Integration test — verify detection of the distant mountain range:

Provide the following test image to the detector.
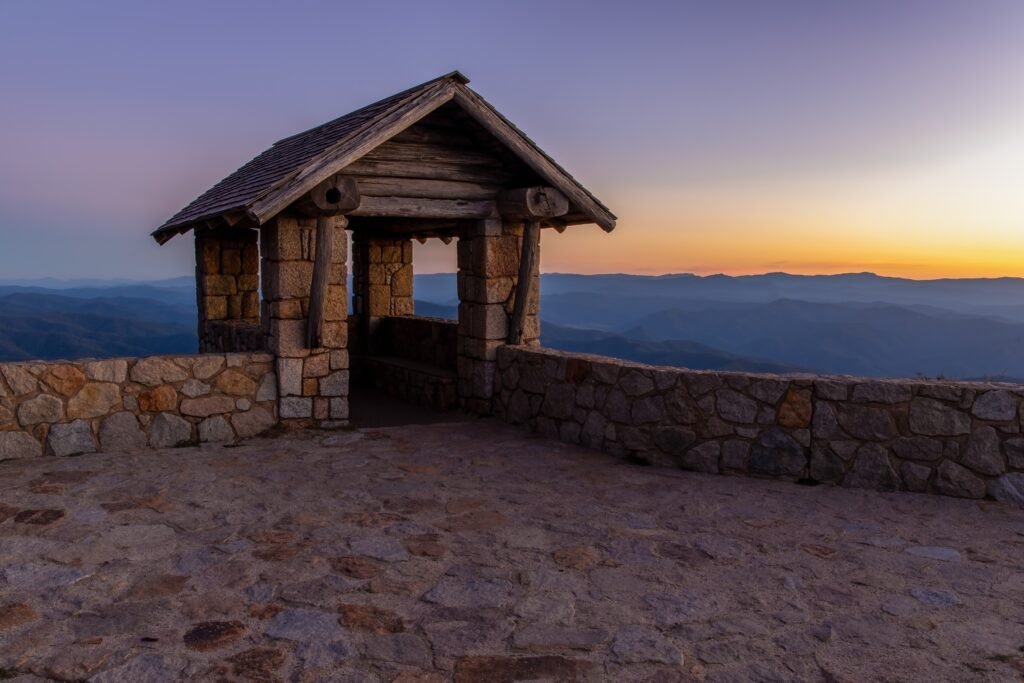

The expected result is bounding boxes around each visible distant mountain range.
[4,272,1024,381]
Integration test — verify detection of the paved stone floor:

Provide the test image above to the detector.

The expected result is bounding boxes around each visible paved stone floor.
[1,418,1023,682]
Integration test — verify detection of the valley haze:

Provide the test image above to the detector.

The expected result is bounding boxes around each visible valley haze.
[3,271,1023,382]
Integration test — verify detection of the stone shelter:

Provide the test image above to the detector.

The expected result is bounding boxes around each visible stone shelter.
[153,71,616,426]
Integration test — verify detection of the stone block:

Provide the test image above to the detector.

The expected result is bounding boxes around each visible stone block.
[232,407,276,438]
[2,365,38,394]
[149,413,193,448]
[203,296,228,320]
[256,374,277,402]
[961,426,1004,476]
[850,382,912,404]
[715,389,757,423]
[181,379,210,398]
[0,431,42,461]
[99,412,147,451]
[391,264,413,297]
[192,355,225,380]
[330,398,348,420]
[42,365,86,397]
[841,444,900,491]
[215,370,257,396]
[180,396,236,418]
[17,394,64,425]
[836,404,898,441]
[750,429,806,477]
[269,319,309,357]
[280,397,312,419]
[989,473,1024,507]
[138,385,177,413]
[934,460,985,498]
[901,461,932,492]
[83,359,128,383]
[221,248,242,275]
[909,398,971,436]
[241,291,260,319]
[131,357,189,386]
[682,442,720,473]
[972,390,1016,421]
[322,321,348,349]
[199,416,235,442]
[203,275,236,296]
[320,371,349,397]
[68,383,122,419]
[46,420,97,457]
[277,358,303,397]
[777,387,812,428]
[268,261,314,300]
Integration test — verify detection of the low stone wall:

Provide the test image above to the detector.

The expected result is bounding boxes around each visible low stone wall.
[0,353,277,461]
[352,356,458,411]
[494,346,1024,505]
[369,316,458,370]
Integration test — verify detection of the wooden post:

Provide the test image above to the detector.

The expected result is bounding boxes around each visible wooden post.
[508,220,540,345]
[296,175,360,349]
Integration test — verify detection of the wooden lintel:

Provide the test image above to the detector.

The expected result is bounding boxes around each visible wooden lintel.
[348,196,497,220]
[497,187,570,221]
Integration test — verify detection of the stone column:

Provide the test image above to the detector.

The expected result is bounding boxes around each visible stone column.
[456,219,540,414]
[195,227,261,352]
[260,212,349,428]
[351,234,414,353]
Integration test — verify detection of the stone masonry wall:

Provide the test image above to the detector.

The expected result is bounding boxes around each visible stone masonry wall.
[195,227,261,352]
[494,346,1024,506]
[0,353,276,462]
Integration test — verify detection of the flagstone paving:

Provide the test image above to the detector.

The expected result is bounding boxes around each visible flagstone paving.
[1,419,1023,682]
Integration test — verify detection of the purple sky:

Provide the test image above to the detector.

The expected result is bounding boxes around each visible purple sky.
[1,1,1021,279]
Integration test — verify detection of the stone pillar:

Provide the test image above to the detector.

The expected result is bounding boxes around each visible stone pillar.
[351,234,414,353]
[456,219,540,414]
[260,212,349,428]
[195,227,261,352]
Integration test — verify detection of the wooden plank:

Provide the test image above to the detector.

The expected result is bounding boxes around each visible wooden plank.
[306,215,336,348]
[364,140,502,166]
[451,85,617,232]
[390,126,475,147]
[350,176,501,200]
[341,158,514,184]
[508,220,540,344]
[248,81,457,225]
[349,196,497,219]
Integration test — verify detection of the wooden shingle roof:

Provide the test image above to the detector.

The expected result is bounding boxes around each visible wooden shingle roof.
[153,71,615,243]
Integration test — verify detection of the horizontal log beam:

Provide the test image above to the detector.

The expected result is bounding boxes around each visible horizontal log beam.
[341,158,514,185]
[348,176,501,200]
[348,196,498,220]
[293,174,360,217]
[497,187,570,221]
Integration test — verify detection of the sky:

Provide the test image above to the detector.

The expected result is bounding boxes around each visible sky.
[0,0,1022,280]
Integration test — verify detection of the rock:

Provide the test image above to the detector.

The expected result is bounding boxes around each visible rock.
[961,426,1004,476]
[906,546,961,562]
[716,389,758,423]
[619,369,655,396]
[199,416,235,442]
[264,608,340,641]
[989,473,1024,507]
[811,402,843,438]
[934,460,985,499]
[363,633,431,667]
[99,412,146,451]
[215,369,257,396]
[90,653,180,682]
[972,390,1016,421]
[610,624,682,665]
[183,620,246,651]
[681,442,719,473]
[750,429,806,477]
[453,656,598,683]
[512,624,608,651]
[83,359,128,383]
[130,357,189,386]
[720,439,750,472]
[891,437,943,462]
[68,383,121,419]
[17,394,64,425]
[2,365,37,394]
[42,365,86,397]
[181,379,210,398]
[0,602,37,630]
[350,536,408,562]
[224,648,287,680]
[1005,438,1024,469]
[280,397,312,419]
[748,379,788,404]
[320,371,349,397]
[909,399,971,436]
[256,374,277,402]
[777,387,812,428]
[809,444,847,483]
[149,413,193,448]
[631,395,665,424]
[338,604,403,634]
[841,444,900,491]
[422,578,514,609]
[138,385,177,412]
[836,405,897,441]
[192,355,225,380]
[180,396,235,418]
[900,462,932,492]
[46,420,97,457]
[910,588,960,608]
[232,407,276,438]
[850,382,912,404]
[541,384,576,420]
[0,431,42,461]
